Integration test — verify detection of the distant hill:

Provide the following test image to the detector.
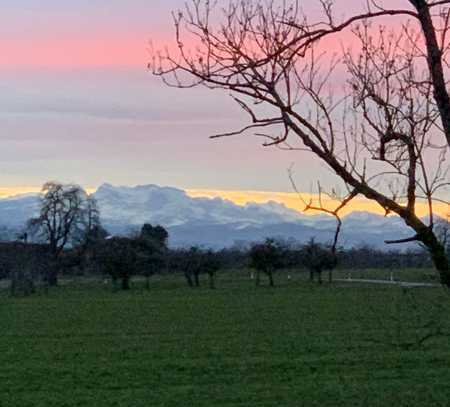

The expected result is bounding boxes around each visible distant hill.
[0,183,415,249]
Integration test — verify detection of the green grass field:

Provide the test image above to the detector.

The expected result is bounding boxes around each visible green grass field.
[1,272,450,407]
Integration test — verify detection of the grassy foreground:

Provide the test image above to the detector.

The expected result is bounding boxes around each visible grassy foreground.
[1,273,450,407]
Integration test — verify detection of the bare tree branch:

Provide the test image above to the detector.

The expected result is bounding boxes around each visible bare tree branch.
[151,0,450,285]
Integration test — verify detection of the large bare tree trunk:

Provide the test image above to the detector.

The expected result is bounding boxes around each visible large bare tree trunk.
[422,230,450,286]
[410,0,450,147]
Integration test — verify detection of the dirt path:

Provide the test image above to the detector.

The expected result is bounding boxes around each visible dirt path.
[335,278,440,288]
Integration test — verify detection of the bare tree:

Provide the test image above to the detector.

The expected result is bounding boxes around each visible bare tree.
[249,238,285,287]
[27,182,89,286]
[171,246,222,288]
[137,224,169,289]
[302,237,337,284]
[95,236,138,291]
[85,196,101,235]
[151,0,450,285]
[75,194,105,248]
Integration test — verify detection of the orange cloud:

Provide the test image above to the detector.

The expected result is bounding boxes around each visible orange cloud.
[0,187,41,198]
[1,186,446,219]
[187,189,449,219]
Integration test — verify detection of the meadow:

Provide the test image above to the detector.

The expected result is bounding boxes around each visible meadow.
[1,271,450,407]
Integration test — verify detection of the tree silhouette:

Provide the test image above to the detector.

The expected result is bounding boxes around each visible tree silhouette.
[174,247,221,288]
[96,237,137,291]
[137,224,169,289]
[27,182,90,286]
[249,238,285,287]
[302,238,337,284]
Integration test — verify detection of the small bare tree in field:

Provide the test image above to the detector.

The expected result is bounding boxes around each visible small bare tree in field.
[175,247,221,289]
[249,238,285,287]
[151,0,450,285]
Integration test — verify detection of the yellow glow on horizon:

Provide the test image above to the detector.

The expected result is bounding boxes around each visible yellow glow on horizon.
[186,189,449,218]
[0,186,447,219]
[0,186,96,198]
[0,187,41,198]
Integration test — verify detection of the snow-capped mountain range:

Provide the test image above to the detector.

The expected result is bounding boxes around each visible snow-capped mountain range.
[0,183,414,249]
[95,183,309,228]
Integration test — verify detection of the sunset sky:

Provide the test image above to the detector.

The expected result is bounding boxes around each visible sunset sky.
[0,0,446,216]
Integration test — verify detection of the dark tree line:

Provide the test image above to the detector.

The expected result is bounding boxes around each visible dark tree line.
[0,231,439,295]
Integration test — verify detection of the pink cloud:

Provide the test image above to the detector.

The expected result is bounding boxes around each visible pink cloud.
[0,36,147,68]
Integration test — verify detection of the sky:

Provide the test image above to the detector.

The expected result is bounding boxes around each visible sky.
[0,0,446,216]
